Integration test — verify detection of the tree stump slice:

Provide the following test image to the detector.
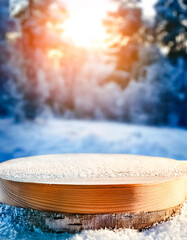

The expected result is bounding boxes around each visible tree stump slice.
[0,154,186,232]
[43,203,185,233]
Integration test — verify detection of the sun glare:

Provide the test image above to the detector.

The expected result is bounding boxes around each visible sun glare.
[47,49,64,68]
[63,0,113,48]
[63,15,105,48]
[48,49,64,59]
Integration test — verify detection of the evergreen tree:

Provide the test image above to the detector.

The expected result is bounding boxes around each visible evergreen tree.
[0,0,23,118]
[104,0,142,71]
[154,0,187,126]
[103,0,145,88]
[15,0,69,118]
[154,0,187,60]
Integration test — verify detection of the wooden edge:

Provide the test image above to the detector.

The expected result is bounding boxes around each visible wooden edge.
[177,161,187,199]
[0,175,186,214]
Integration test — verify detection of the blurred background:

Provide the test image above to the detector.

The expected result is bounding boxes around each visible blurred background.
[0,1,187,239]
[0,0,187,162]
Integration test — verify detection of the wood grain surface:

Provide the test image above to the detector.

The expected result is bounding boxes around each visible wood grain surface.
[0,156,186,215]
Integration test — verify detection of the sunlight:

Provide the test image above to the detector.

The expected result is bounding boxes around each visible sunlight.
[63,13,106,48]
[47,48,64,68]
[47,49,64,59]
[62,0,113,48]
[61,0,155,48]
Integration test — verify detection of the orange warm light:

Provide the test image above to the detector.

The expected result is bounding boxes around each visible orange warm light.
[44,1,116,49]
[47,49,64,68]
[46,21,53,29]
[46,21,64,32]
[47,49,64,59]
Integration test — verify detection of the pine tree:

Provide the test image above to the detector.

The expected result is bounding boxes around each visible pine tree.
[154,0,187,126]
[154,0,187,60]
[103,0,143,88]
[0,0,23,118]
[104,0,142,71]
[14,0,69,118]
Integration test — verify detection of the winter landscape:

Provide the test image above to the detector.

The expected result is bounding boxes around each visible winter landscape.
[0,0,187,239]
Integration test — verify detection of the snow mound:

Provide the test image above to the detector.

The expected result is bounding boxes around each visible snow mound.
[0,154,185,184]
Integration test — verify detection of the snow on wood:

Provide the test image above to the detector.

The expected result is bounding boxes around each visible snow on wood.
[0,154,186,184]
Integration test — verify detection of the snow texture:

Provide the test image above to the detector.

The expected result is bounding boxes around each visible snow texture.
[0,154,185,184]
[0,118,187,239]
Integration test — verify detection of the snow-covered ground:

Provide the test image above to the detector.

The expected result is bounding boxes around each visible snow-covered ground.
[0,118,187,239]
[1,118,187,161]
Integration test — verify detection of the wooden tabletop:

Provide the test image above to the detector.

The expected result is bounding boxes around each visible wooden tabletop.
[0,154,186,214]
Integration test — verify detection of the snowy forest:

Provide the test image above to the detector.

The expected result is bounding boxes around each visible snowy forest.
[0,0,187,126]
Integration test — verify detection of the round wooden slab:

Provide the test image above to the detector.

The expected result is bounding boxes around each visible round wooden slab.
[0,154,186,231]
